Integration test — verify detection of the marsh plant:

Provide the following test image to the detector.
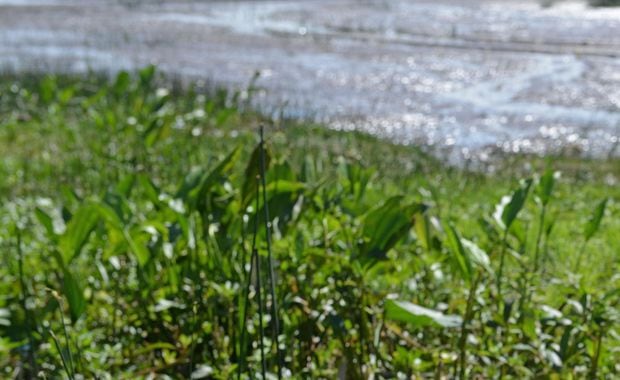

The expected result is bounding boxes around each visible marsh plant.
[0,69,618,378]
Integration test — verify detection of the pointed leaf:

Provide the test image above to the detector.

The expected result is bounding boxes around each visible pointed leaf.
[59,203,100,263]
[445,224,472,283]
[536,169,555,206]
[359,196,427,265]
[461,238,493,274]
[113,71,131,95]
[584,198,608,241]
[494,179,533,230]
[414,212,432,251]
[35,207,57,240]
[177,147,241,207]
[124,229,150,267]
[241,143,270,207]
[62,268,86,324]
[385,300,462,328]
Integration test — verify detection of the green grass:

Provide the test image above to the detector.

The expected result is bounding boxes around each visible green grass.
[0,68,618,378]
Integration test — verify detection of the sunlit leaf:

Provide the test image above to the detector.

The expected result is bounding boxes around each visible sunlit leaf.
[414,212,431,251]
[59,203,100,263]
[461,238,493,274]
[124,229,150,267]
[494,179,533,230]
[445,224,472,283]
[385,300,462,328]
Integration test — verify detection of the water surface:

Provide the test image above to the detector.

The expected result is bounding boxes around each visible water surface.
[1,0,619,161]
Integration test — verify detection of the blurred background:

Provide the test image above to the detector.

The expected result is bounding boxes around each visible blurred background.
[2,0,619,161]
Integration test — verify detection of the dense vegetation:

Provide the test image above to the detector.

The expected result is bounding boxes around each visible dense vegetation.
[1,68,618,379]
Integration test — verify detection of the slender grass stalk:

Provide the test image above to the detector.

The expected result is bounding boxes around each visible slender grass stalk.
[189,302,197,378]
[259,125,283,379]
[238,180,262,379]
[237,258,254,380]
[55,295,76,378]
[456,272,480,380]
[49,329,74,380]
[496,229,509,310]
[590,326,604,379]
[254,248,267,379]
[533,205,546,274]
[17,228,38,375]
[521,204,547,314]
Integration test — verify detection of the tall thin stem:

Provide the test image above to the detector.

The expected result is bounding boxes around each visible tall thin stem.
[522,205,547,314]
[496,229,509,310]
[259,125,283,379]
[456,273,480,379]
[590,326,604,379]
[255,248,267,379]
[533,205,546,274]
[56,297,75,377]
[17,228,38,375]
[49,329,74,380]
[238,181,262,379]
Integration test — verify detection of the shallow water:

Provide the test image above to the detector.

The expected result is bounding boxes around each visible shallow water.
[1,0,619,161]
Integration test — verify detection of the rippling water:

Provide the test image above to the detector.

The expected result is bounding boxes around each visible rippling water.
[1,0,619,161]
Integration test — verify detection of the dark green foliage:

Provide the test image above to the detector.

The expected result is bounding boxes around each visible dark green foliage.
[0,70,618,378]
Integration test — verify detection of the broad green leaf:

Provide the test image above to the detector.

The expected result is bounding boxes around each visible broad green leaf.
[62,268,86,324]
[59,203,100,263]
[494,179,533,231]
[138,174,161,205]
[115,174,135,198]
[248,180,306,236]
[359,196,427,265]
[264,180,305,194]
[414,212,431,251]
[584,198,608,241]
[35,207,57,240]
[92,202,123,231]
[536,169,555,206]
[461,238,493,274]
[113,71,131,95]
[39,75,56,103]
[241,142,271,207]
[267,160,296,184]
[139,65,156,88]
[345,162,373,199]
[124,229,150,267]
[176,146,241,207]
[385,300,462,328]
[445,224,472,283]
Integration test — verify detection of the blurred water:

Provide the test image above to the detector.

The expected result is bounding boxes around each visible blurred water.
[1,0,619,161]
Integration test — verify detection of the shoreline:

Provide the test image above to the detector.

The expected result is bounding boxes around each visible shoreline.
[1,0,619,160]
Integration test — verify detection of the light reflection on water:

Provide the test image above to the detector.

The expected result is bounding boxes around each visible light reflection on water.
[0,0,619,162]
